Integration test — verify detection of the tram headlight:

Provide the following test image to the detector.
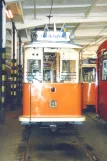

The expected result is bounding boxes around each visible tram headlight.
[49,100,57,108]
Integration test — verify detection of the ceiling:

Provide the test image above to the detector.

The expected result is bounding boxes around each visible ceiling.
[5,0,107,59]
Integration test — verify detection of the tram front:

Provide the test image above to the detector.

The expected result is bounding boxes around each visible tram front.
[19,30,85,128]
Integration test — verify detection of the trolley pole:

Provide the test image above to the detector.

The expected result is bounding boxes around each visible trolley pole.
[10,21,17,109]
[0,0,6,123]
[17,35,23,106]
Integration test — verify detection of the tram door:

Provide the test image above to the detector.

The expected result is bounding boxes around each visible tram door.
[98,51,107,121]
[82,66,96,109]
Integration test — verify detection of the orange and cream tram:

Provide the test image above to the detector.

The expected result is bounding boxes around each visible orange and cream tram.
[96,40,107,122]
[19,29,85,129]
[81,58,96,110]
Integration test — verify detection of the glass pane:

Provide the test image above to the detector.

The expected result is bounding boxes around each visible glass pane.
[43,53,56,83]
[82,67,96,82]
[61,60,76,81]
[102,59,107,80]
[26,59,42,82]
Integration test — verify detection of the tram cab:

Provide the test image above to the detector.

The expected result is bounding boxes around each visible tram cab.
[81,58,96,110]
[19,29,85,128]
[96,40,107,122]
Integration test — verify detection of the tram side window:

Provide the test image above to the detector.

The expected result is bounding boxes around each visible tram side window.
[61,60,76,81]
[102,59,107,80]
[26,59,42,82]
[82,67,96,82]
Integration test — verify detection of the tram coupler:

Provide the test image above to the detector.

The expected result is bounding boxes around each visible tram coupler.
[49,124,57,132]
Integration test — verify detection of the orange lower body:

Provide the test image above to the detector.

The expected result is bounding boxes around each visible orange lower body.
[82,83,96,109]
[19,83,85,124]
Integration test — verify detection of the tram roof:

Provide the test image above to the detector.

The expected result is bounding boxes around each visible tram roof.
[24,41,82,49]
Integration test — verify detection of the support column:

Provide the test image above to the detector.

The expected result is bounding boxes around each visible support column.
[0,0,6,122]
[17,35,23,106]
[10,22,18,109]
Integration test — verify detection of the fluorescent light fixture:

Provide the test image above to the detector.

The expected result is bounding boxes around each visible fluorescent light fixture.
[5,9,13,19]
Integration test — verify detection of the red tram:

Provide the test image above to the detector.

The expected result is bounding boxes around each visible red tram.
[96,40,107,121]
[19,29,85,129]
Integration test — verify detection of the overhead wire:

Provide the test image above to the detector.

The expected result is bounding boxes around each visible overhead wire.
[85,36,107,49]
[81,24,107,52]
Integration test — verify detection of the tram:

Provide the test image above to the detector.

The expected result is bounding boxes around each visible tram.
[96,40,107,122]
[81,58,96,110]
[19,28,85,129]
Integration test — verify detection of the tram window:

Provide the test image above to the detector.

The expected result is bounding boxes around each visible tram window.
[43,53,56,83]
[102,59,107,80]
[82,67,96,82]
[43,70,51,81]
[61,60,76,81]
[26,59,42,82]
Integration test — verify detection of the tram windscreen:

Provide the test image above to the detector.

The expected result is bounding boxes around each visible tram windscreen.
[82,67,96,82]
[26,59,42,82]
[61,60,76,81]
[43,53,56,82]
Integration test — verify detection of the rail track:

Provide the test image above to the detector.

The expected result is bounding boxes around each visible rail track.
[71,125,99,161]
[83,111,98,122]
[22,123,99,161]
[22,125,31,161]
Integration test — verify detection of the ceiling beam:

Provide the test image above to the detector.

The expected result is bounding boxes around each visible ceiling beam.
[85,0,97,17]
[22,4,91,9]
[18,1,29,38]
[5,0,27,2]
[96,3,107,6]
[18,1,24,23]
[6,0,18,2]
[6,35,30,43]
[6,17,107,30]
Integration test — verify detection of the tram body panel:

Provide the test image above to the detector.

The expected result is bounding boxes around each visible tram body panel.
[98,81,107,121]
[96,40,107,121]
[23,83,30,116]
[82,83,96,109]
[23,83,82,116]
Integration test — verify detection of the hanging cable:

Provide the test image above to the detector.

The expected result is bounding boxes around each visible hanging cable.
[47,0,54,29]
[85,36,107,50]
[81,25,107,52]
[50,0,54,16]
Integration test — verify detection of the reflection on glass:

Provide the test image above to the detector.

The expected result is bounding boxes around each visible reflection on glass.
[82,67,96,82]
[61,60,76,81]
[102,59,107,80]
[43,53,56,82]
[26,59,42,82]
[43,70,51,81]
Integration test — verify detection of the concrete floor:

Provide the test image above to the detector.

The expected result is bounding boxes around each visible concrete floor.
[75,112,107,161]
[0,110,107,161]
[0,109,23,161]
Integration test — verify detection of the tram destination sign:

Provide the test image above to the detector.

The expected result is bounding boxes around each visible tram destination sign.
[82,58,96,64]
[36,31,71,42]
